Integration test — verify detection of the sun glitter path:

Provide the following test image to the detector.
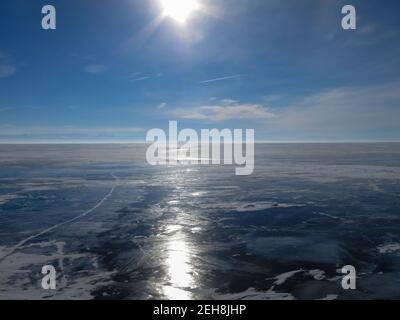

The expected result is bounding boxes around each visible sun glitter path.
[0,173,120,262]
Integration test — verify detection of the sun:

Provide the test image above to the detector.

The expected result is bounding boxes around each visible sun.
[160,0,200,23]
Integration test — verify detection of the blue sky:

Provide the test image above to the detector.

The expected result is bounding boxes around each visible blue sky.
[0,0,400,142]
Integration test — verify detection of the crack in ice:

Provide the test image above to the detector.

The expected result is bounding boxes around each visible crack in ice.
[0,173,119,262]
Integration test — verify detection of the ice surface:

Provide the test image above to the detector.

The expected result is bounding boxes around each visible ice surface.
[1,143,400,299]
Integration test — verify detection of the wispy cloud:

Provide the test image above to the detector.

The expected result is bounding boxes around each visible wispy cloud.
[0,107,13,112]
[267,82,400,136]
[358,25,375,34]
[84,64,107,74]
[169,82,400,139]
[199,75,241,84]
[128,72,152,82]
[0,126,145,136]
[131,76,151,82]
[156,102,167,110]
[0,52,16,78]
[172,99,274,121]
[0,64,16,78]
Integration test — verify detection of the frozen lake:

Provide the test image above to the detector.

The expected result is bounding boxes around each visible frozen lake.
[1,143,400,299]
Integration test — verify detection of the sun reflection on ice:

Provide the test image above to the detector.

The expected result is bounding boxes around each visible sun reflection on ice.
[163,225,195,300]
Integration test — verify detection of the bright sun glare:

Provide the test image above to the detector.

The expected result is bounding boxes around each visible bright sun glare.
[161,0,200,23]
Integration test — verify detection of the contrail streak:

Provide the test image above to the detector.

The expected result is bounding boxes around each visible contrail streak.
[199,75,241,84]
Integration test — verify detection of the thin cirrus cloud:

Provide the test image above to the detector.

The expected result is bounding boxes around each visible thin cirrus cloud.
[156,102,167,110]
[0,50,16,78]
[84,64,107,74]
[199,75,241,84]
[168,82,400,140]
[131,76,151,82]
[0,64,16,78]
[128,72,152,82]
[266,82,400,137]
[169,82,400,138]
[171,99,274,121]
[0,107,14,112]
[0,126,145,136]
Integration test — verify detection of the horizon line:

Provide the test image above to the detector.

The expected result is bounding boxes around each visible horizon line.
[1,140,400,145]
